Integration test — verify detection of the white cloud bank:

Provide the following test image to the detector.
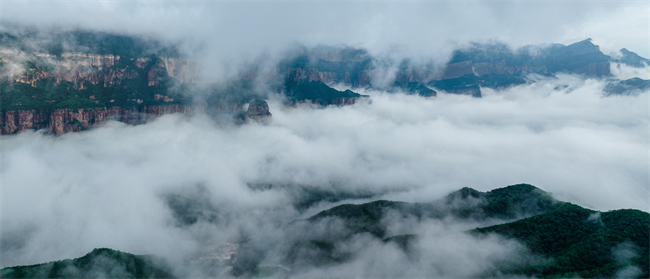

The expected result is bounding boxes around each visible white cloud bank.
[1,76,648,271]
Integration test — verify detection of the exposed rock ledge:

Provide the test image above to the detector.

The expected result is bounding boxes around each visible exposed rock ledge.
[1,105,202,135]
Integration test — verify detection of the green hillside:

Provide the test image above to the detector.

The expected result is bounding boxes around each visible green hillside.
[474,204,650,278]
[4,184,647,278]
[284,80,367,104]
[306,184,563,238]
[1,248,174,278]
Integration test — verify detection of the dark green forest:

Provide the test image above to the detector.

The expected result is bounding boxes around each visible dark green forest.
[1,248,173,279]
[2,184,648,278]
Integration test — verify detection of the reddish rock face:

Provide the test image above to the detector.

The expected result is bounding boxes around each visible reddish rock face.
[10,51,196,90]
[0,104,205,135]
[17,110,35,130]
[2,111,18,134]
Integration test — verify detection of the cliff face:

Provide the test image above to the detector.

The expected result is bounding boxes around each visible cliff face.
[279,39,613,98]
[3,48,197,89]
[1,105,202,135]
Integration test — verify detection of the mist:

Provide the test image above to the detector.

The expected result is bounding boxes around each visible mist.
[1,72,647,276]
[2,2,648,80]
[1,1,649,277]
[611,62,650,80]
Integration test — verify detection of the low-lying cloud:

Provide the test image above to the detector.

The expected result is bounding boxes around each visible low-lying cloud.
[1,75,648,276]
[611,62,650,80]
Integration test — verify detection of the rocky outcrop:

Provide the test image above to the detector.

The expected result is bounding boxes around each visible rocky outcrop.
[246,99,272,122]
[160,57,198,83]
[1,105,203,135]
[3,48,197,89]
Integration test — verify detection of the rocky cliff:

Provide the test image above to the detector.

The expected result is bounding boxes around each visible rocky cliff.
[0,104,202,135]
[280,39,613,98]
[2,48,196,89]
[1,29,641,136]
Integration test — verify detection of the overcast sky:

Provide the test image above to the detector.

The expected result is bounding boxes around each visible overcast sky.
[1,1,648,62]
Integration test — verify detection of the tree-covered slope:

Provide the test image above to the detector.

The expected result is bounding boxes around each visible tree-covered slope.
[0,28,180,58]
[307,184,563,238]
[284,80,367,105]
[1,248,174,278]
[3,184,647,278]
[474,204,650,278]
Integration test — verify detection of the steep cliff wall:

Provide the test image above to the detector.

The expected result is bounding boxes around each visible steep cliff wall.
[1,104,203,135]
[3,48,197,89]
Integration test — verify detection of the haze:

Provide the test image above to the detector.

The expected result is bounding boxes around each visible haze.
[0,1,648,277]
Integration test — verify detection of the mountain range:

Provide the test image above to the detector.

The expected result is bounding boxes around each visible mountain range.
[2,184,647,278]
[1,29,648,135]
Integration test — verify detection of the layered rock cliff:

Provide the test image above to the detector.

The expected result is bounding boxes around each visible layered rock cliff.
[0,104,202,135]
[275,39,613,98]
[2,48,196,89]
[1,28,642,136]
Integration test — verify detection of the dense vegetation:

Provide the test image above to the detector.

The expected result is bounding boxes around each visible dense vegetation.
[307,184,562,237]
[0,28,180,58]
[1,78,190,113]
[284,79,366,104]
[474,204,650,278]
[0,55,191,114]
[0,248,174,278]
[3,184,648,278]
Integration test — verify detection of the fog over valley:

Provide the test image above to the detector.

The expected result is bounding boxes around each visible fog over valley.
[1,1,649,278]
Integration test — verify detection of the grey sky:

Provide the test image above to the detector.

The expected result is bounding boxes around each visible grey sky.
[1,1,648,61]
